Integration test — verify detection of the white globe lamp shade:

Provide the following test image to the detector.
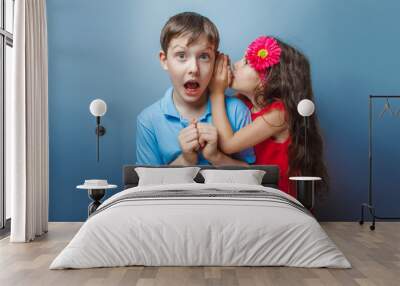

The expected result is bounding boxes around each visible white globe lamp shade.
[90,99,107,117]
[297,99,315,117]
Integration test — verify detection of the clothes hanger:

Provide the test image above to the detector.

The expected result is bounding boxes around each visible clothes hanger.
[379,97,394,118]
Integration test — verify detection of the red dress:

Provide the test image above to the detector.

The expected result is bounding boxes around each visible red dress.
[242,98,295,198]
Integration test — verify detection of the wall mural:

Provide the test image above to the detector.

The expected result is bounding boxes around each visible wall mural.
[136,12,328,199]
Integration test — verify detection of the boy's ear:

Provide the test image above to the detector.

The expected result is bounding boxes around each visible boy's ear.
[159,50,168,71]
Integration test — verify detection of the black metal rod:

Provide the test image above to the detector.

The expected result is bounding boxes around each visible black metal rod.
[368,96,372,205]
[96,116,100,162]
[360,95,400,230]
[97,127,99,162]
[304,116,307,175]
[369,95,400,98]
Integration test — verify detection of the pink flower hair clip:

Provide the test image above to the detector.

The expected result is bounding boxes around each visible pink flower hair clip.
[245,36,281,79]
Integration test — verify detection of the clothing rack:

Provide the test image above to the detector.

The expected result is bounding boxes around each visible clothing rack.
[360,95,400,230]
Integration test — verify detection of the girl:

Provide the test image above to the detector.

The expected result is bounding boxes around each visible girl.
[209,36,328,197]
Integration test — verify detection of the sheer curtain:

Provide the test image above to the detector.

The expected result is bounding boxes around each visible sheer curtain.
[8,0,49,242]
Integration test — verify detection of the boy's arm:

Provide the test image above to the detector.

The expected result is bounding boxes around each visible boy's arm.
[136,118,163,165]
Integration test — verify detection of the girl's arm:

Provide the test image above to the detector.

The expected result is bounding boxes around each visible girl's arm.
[209,53,235,146]
[209,54,287,154]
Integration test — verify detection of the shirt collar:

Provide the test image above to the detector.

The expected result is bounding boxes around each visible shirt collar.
[161,87,212,121]
[161,87,180,118]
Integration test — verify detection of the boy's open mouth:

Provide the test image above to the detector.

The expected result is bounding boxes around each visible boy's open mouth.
[184,80,200,95]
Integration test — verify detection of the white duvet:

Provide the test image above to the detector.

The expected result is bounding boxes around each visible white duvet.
[50,183,351,269]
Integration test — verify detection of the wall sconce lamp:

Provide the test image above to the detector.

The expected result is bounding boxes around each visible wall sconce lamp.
[89,99,107,162]
[290,99,321,210]
[297,99,315,167]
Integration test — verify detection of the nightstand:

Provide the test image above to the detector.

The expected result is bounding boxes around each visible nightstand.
[289,176,322,210]
[77,180,117,216]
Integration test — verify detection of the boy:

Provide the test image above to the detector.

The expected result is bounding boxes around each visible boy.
[136,12,255,165]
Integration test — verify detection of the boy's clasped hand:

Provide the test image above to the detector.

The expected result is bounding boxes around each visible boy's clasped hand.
[178,119,219,164]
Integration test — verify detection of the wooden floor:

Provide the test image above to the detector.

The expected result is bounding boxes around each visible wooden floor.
[0,222,399,286]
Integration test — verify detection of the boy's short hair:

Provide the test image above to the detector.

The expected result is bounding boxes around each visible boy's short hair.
[160,12,220,54]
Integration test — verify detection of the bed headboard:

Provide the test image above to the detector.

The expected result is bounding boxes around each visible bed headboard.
[123,165,280,189]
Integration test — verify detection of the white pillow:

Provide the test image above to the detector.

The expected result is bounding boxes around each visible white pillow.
[135,167,200,186]
[200,169,266,185]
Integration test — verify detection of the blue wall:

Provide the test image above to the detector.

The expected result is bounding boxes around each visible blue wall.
[47,0,400,221]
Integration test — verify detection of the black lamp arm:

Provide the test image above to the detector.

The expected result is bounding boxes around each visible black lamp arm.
[95,116,106,162]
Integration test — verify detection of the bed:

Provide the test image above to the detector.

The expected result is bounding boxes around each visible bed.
[50,165,350,269]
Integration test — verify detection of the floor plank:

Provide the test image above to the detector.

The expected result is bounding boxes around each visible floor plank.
[0,222,399,286]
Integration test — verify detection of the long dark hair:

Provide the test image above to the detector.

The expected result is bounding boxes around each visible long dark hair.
[255,39,329,188]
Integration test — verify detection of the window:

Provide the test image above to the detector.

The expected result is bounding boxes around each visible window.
[1,0,14,232]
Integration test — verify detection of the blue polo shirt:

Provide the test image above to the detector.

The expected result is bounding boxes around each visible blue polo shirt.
[136,87,255,165]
